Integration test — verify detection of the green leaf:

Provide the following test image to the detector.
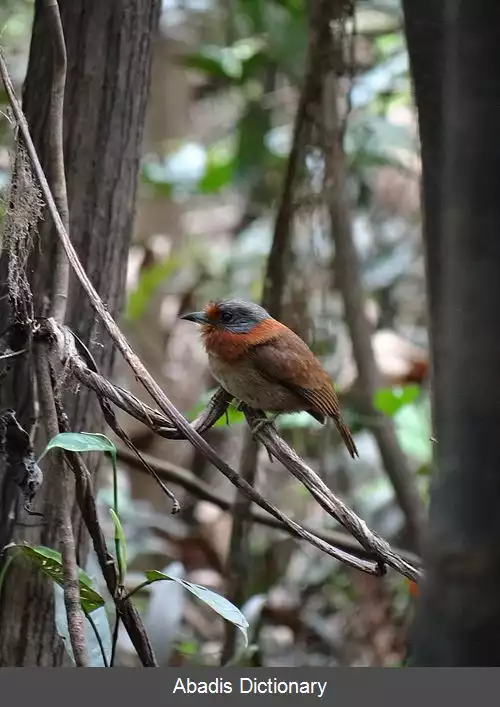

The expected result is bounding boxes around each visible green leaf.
[215,406,246,427]
[109,508,127,581]
[374,384,421,417]
[144,570,249,645]
[18,545,105,613]
[39,432,117,464]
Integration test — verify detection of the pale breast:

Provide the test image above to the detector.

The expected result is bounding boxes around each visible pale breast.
[207,353,304,412]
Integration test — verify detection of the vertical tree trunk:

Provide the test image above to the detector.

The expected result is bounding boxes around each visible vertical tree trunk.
[401,0,445,440]
[0,0,160,666]
[405,0,500,664]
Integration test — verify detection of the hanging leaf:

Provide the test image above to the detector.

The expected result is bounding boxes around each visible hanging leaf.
[18,545,105,613]
[144,570,249,646]
[39,432,117,465]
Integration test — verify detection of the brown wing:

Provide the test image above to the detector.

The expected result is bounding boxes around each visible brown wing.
[246,329,339,413]
[247,328,358,458]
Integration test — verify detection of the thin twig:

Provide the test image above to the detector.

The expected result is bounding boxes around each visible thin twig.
[33,343,88,666]
[66,327,179,512]
[84,609,109,667]
[110,612,121,668]
[0,348,26,361]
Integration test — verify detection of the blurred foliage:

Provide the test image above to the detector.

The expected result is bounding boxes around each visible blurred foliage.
[374,384,421,417]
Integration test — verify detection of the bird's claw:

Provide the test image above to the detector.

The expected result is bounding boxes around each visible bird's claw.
[251,412,279,436]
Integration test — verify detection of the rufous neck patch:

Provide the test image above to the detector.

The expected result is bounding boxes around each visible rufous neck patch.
[200,318,283,362]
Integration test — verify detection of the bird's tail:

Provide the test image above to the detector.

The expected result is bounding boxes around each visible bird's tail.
[334,416,359,459]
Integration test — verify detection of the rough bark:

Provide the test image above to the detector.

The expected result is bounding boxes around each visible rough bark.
[0,0,160,666]
[405,1,500,664]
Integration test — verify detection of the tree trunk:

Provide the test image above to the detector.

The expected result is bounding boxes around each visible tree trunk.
[401,0,445,441]
[0,0,160,666]
[405,1,500,665]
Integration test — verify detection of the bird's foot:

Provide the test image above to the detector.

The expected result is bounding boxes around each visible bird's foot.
[251,412,280,436]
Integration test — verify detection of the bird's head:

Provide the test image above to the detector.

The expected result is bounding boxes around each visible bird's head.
[181,299,271,335]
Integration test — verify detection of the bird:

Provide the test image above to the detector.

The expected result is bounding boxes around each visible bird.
[181,299,359,459]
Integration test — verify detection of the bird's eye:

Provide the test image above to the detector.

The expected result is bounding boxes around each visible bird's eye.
[221,311,233,323]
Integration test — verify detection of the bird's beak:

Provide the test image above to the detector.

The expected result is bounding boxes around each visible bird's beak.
[180,310,209,325]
